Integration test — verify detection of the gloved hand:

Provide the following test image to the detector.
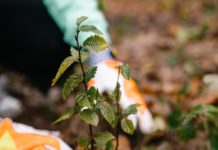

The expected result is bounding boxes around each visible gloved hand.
[88,59,154,134]
[0,118,72,150]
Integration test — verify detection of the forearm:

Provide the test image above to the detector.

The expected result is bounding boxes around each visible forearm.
[43,0,111,46]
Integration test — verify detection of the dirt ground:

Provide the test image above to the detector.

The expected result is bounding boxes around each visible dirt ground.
[1,0,218,149]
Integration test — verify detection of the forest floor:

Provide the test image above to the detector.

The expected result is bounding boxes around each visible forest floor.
[1,0,218,149]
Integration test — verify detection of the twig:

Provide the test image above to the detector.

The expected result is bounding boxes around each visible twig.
[75,27,94,150]
[115,66,121,150]
[200,115,210,150]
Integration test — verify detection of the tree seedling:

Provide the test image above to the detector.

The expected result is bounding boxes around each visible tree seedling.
[51,16,139,150]
[179,105,218,150]
[110,64,140,150]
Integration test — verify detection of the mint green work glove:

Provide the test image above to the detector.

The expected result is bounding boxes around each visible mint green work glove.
[43,0,111,47]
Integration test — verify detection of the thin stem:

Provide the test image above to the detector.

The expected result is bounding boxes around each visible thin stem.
[115,125,119,150]
[89,124,94,150]
[75,28,94,150]
[115,66,121,150]
[201,115,210,150]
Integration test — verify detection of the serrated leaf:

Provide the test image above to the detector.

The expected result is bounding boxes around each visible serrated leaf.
[123,104,140,116]
[98,101,116,127]
[81,51,89,62]
[76,16,88,25]
[70,47,79,61]
[108,83,120,104]
[94,132,115,146]
[121,118,135,135]
[168,108,182,129]
[203,105,218,114]
[78,135,90,148]
[85,66,97,82]
[80,25,103,35]
[87,87,101,102]
[180,105,218,142]
[114,83,121,102]
[182,105,218,126]
[51,56,75,86]
[62,74,83,100]
[182,105,203,125]
[70,47,89,62]
[79,109,99,126]
[83,35,109,51]
[112,116,119,128]
[209,132,218,150]
[108,91,116,103]
[53,105,80,124]
[120,64,131,80]
[201,105,218,127]
[179,122,196,141]
[105,141,114,150]
[76,90,92,108]
[205,111,218,127]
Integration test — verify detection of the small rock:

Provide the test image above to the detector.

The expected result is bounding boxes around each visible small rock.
[0,96,23,117]
[203,74,218,95]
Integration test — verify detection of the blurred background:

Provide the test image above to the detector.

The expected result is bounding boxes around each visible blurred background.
[0,0,218,149]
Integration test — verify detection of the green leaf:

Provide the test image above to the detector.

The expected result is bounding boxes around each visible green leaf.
[76,90,92,108]
[121,118,135,135]
[62,74,83,100]
[182,105,203,125]
[211,137,218,150]
[202,105,218,127]
[179,122,196,141]
[203,105,218,114]
[83,35,109,51]
[179,105,218,142]
[182,105,218,126]
[112,116,119,128]
[70,47,89,62]
[97,101,116,127]
[53,105,80,124]
[76,16,88,25]
[205,111,218,127]
[70,47,79,61]
[85,66,97,82]
[94,132,115,147]
[209,132,218,150]
[87,87,101,102]
[120,64,131,80]
[51,56,75,86]
[105,141,114,150]
[123,104,140,117]
[81,51,89,62]
[79,109,99,126]
[80,25,103,35]
[78,135,90,148]
[108,91,116,103]
[179,83,189,96]
[114,83,121,103]
[168,108,182,129]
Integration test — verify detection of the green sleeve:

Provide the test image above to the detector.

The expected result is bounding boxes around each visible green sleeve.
[43,0,111,46]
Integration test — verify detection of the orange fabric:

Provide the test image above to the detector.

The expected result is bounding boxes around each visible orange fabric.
[105,60,148,113]
[0,118,60,150]
[88,79,96,89]
[124,79,147,113]
[32,146,45,150]
[105,60,121,68]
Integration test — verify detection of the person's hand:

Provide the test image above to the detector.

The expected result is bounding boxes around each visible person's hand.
[88,60,154,134]
[0,118,72,150]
